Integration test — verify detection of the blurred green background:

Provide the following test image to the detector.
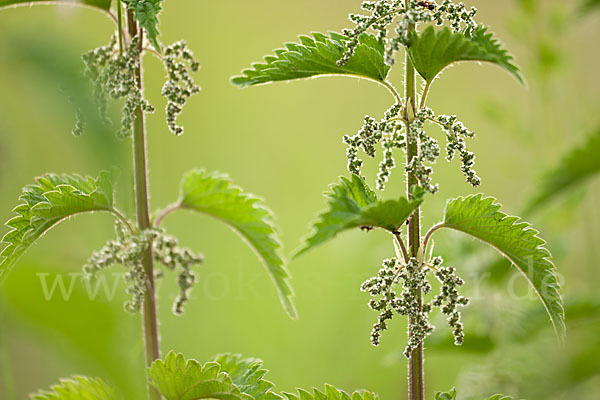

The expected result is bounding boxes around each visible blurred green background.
[0,0,599,399]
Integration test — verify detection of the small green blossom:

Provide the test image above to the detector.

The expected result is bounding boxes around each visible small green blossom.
[162,41,201,136]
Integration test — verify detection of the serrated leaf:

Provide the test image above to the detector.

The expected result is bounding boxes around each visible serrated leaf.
[148,352,249,400]
[282,385,378,400]
[407,26,523,84]
[30,376,115,400]
[295,175,423,257]
[441,194,565,340]
[486,396,513,400]
[525,129,600,214]
[177,170,296,318]
[0,170,118,282]
[0,0,111,10]
[232,32,390,88]
[122,0,163,52]
[434,387,456,400]
[215,354,281,400]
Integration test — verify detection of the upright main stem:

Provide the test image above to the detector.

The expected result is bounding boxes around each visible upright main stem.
[404,21,425,400]
[126,12,162,400]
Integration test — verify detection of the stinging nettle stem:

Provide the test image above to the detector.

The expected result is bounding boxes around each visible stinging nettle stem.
[126,10,162,400]
[404,15,425,400]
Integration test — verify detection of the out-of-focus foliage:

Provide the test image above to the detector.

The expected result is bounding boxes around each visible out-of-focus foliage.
[31,376,115,400]
[0,0,111,11]
[581,0,600,13]
[525,129,600,213]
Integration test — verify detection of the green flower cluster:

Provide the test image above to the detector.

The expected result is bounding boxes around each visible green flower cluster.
[338,1,478,67]
[437,114,481,187]
[83,221,203,314]
[361,253,469,357]
[406,107,440,193]
[81,35,155,139]
[343,103,405,190]
[162,41,201,136]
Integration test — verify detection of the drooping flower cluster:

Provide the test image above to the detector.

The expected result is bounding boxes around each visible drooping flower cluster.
[343,103,405,190]
[361,253,469,357]
[405,107,441,193]
[432,0,477,33]
[338,1,478,67]
[151,228,204,315]
[338,1,405,66]
[83,221,203,314]
[432,264,470,344]
[360,257,405,346]
[81,35,155,139]
[162,41,201,135]
[436,114,481,187]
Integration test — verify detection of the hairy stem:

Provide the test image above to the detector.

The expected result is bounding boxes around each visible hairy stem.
[422,223,446,257]
[126,11,162,400]
[117,1,123,53]
[404,17,425,400]
[111,208,136,234]
[153,202,182,228]
[393,231,410,263]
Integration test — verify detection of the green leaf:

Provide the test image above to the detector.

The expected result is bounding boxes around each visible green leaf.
[581,0,600,13]
[525,129,600,214]
[440,194,565,340]
[407,26,523,84]
[214,354,281,400]
[282,385,379,400]
[0,0,111,10]
[177,170,296,318]
[30,376,115,400]
[148,352,249,400]
[0,170,119,283]
[434,389,514,400]
[122,0,164,52]
[434,388,456,400]
[232,32,391,88]
[295,175,423,257]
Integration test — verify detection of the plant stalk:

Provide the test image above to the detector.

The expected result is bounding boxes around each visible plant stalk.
[404,18,425,400]
[126,11,162,400]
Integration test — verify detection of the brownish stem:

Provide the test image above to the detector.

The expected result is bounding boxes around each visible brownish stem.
[126,10,162,400]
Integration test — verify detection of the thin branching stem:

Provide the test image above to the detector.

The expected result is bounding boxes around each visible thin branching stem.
[422,222,446,257]
[111,208,136,234]
[153,202,182,228]
[393,231,410,263]
[383,80,404,106]
[419,80,431,110]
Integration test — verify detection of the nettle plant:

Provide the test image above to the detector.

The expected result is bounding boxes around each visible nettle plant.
[0,1,371,400]
[234,1,564,399]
